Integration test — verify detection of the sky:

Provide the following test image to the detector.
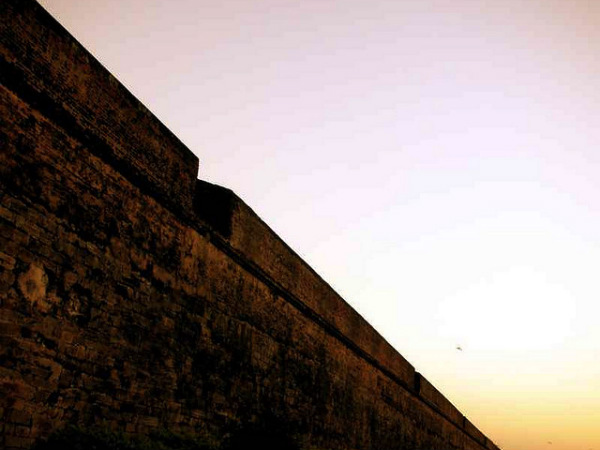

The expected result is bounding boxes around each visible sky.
[37,1,600,449]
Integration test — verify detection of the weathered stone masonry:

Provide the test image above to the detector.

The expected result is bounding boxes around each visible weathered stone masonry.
[0,1,501,449]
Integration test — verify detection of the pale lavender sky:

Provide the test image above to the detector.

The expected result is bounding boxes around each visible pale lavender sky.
[38,1,600,449]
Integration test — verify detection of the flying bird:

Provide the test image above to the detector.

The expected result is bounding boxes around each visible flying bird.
[456,345,463,351]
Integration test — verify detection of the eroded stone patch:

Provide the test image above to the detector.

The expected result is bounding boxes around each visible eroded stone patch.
[18,262,48,305]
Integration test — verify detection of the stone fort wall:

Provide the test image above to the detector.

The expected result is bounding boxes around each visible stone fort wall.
[0,1,500,449]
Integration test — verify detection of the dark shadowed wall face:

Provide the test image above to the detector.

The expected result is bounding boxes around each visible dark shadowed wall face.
[0,1,504,450]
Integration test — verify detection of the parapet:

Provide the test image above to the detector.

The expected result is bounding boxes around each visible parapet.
[194,180,416,389]
[1,0,199,210]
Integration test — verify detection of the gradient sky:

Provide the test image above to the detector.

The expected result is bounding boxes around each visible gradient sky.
[37,1,600,449]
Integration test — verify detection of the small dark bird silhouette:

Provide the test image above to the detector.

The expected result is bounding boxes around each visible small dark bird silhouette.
[456,345,463,351]
[547,441,552,445]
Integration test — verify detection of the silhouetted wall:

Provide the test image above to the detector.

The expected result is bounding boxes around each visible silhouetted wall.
[0,1,500,449]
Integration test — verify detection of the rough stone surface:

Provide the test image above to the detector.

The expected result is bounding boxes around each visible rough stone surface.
[0,1,501,449]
